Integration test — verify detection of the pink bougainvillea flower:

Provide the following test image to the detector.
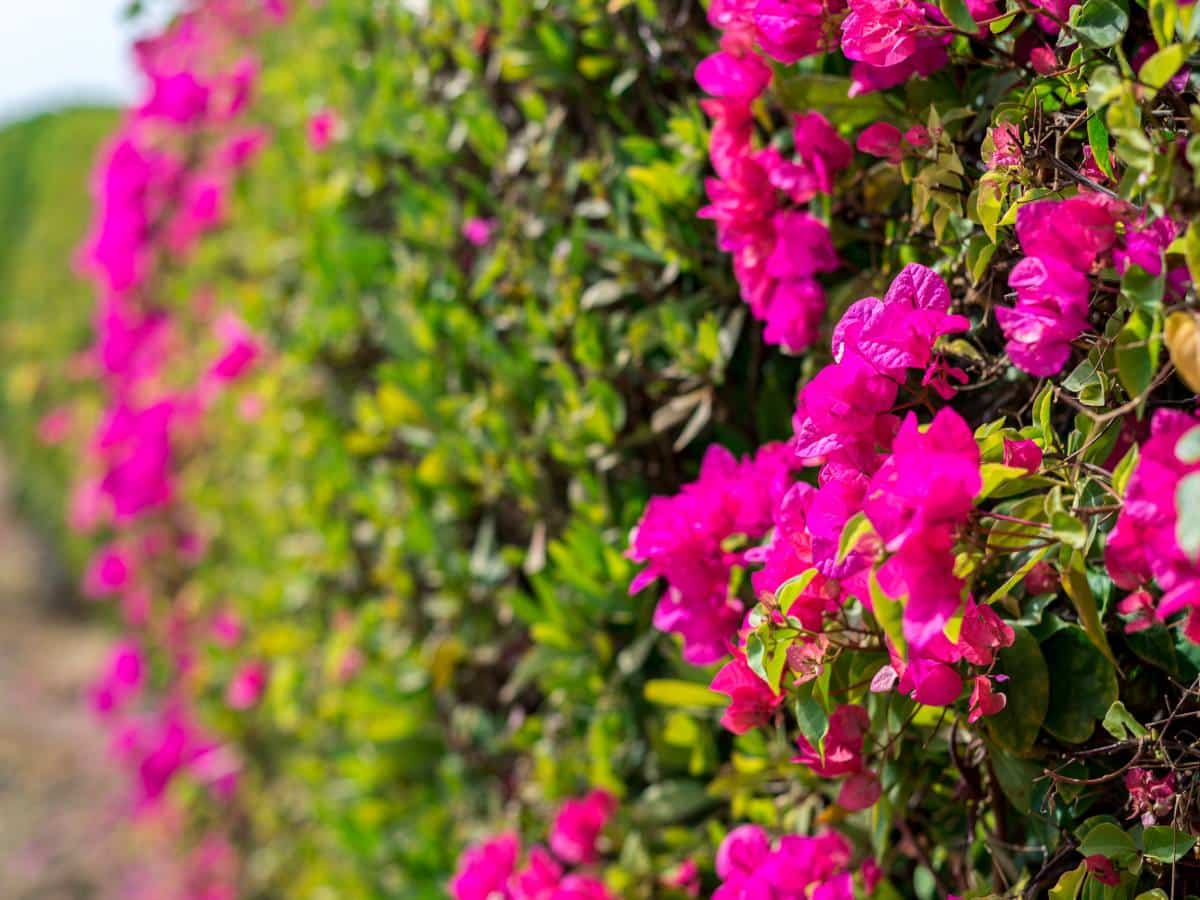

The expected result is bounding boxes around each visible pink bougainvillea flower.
[549,790,616,865]
[37,407,72,445]
[1003,437,1043,473]
[967,675,1007,723]
[84,543,133,598]
[753,0,846,62]
[998,254,1092,376]
[1029,45,1058,74]
[139,70,212,126]
[831,263,969,382]
[766,211,839,280]
[792,703,868,777]
[1117,589,1157,632]
[209,312,262,382]
[307,108,339,151]
[856,121,904,162]
[89,641,145,716]
[837,770,882,810]
[449,832,520,900]
[1107,410,1200,641]
[958,601,1015,666]
[1024,560,1060,596]
[661,859,701,897]
[841,0,931,67]
[848,40,948,95]
[1115,216,1176,278]
[1084,854,1121,887]
[1016,194,1120,272]
[865,409,981,553]
[218,127,270,168]
[904,124,931,147]
[462,217,497,247]
[630,442,794,663]
[511,845,562,899]
[1125,768,1175,825]
[715,824,771,881]
[695,50,773,101]
[226,660,269,710]
[710,651,785,733]
[760,277,827,352]
[715,827,856,898]
[1027,0,1073,31]
[986,123,1023,168]
[553,874,615,900]
[792,111,854,192]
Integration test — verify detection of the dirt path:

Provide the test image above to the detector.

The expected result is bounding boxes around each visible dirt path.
[0,466,132,899]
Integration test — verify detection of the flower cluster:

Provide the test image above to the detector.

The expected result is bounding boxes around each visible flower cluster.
[633,265,1019,810]
[713,824,872,899]
[1107,410,1200,639]
[67,0,286,893]
[697,2,855,351]
[450,791,617,900]
[628,442,795,663]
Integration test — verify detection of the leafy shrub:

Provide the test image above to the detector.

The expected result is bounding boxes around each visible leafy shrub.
[14,0,1200,896]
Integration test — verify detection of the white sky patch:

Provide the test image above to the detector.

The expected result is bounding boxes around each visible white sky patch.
[0,0,142,125]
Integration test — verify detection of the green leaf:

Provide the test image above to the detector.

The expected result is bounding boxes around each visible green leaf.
[979,463,1034,500]
[939,0,979,31]
[1101,700,1149,740]
[1121,266,1166,314]
[1142,826,1196,862]
[777,569,819,616]
[838,511,876,564]
[869,568,906,655]
[1073,0,1130,47]
[1137,43,1191,92]
[771,74,890,128]
[987,740,1044,813]
[745,632,769,685]
[975,171,1007,242]
[1062,550,1119,667]
[986,546,1054,605]
[636,780,719,825]
[1176,472,1200,562]
[643,679,727,708]
[1185,221,1200,288]
[1042,627,1119,744]
[1112,444,1141,497]
[1114,308,1161,399]
[1051,512,1089,550]
[793,691,830,749]
[1049,862,1087,900]
[1148,0,1179,46]
[1078,822,1138,864]
[987,624,1049,753]
[1087,116,1114,179]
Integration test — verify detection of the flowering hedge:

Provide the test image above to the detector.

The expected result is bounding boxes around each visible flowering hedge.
[16,0,1200,895]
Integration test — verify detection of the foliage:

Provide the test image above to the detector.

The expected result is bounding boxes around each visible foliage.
[0,107,116,577]
[9,0,1200,897]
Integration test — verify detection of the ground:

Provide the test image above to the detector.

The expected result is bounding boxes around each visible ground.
[0,462,132,900]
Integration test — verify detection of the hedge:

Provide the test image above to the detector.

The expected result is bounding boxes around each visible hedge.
[13,0,1200,897]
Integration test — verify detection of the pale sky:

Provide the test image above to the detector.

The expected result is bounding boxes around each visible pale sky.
[0,0,140,126]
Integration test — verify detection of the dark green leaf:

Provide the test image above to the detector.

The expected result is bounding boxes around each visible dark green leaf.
[988,624,1049,753]
[1042,627,1119,744]
[1143,826,1196,863]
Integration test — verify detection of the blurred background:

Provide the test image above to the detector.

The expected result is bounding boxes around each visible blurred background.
[0,3,139,897]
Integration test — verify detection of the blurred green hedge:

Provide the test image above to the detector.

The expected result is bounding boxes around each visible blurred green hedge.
[0,107,115,586]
